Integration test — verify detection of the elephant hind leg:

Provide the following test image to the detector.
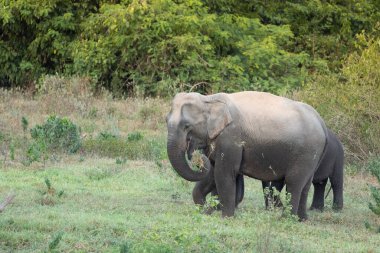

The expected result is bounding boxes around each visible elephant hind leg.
[285,170,314,221]
[330,168,343,211]
[297,177,312,221]
[310,179,328,211]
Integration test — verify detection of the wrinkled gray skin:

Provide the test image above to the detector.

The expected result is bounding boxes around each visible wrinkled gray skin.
[166,92,328,220]
[194,129,344,212]
[262,128,344,211]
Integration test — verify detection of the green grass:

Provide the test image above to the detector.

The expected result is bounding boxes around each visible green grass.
[1,158,379,252]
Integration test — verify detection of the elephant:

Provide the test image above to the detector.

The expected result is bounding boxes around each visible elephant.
[192,128,344,213]
[261,128,344,211]
[166,91,328,220]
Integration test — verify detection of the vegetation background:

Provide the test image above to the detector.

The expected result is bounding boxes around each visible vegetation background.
[0,0,379,252]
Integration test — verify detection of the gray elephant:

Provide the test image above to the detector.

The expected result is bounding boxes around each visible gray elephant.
[166,92,328,220]
[262,128,344,211]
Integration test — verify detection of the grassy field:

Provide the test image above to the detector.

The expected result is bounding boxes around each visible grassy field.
[0,158,379,252]
[0,84,379,252]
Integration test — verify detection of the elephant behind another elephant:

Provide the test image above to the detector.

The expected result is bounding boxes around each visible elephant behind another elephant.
[261,128,344,211]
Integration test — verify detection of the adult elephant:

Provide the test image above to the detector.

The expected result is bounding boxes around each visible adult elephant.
[261,128,344,211]
[193,128,344,213]
[166,92,328,220]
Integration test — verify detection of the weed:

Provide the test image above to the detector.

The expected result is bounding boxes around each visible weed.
[127,131,143,142]
[9,141,15,161]
[98,131,119,140]
[88,107,98,119]
[47,231,64,252]
[119,241,131,253]
[196,195,220,214]
[116,157,127,165]
[368,156,380,232]
[37,178,64,206]
[21,116,28,134]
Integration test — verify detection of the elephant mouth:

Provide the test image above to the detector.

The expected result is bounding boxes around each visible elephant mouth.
[185,136,207,159]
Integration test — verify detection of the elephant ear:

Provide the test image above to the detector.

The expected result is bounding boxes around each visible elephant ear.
[206,100,232,139]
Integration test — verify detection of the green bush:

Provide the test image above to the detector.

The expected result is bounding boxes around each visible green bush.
[368,158,380,214]
[69,1,307,96]
[368,157,380,232]
[30,115,81,154]
[295,34,380,163]
[1,1,379,96]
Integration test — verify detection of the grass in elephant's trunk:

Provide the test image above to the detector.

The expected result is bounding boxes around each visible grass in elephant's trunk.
[189,150,208,172]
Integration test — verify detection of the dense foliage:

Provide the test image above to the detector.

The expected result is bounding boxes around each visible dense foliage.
[295,35,380,162]
[1,0,379,96]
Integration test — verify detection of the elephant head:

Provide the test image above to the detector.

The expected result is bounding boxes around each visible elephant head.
[166,93,232,182]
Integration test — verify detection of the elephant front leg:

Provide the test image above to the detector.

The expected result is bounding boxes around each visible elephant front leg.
[213,147,242,217]
[192,164,216,206]
[310,179,327,211]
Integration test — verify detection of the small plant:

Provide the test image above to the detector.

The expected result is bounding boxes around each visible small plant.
[47,231,64,252]
[30,115,81,154]
[263,187,282,211]
[120,241,131,253]
[38,178,64,206]
[116,157,127,165]
[368,157,380,232]
[9,141,15,161]
[21,116,29,133]
[26,141,48,164]
[98,131,119,140]
[127,131,143,142]
[88,107,98,118]
[197,195,220,214]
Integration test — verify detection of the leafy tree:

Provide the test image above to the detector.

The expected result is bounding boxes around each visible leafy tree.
[70,0,307,96]
[0,0,99,87]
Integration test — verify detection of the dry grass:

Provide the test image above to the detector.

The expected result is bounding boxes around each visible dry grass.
[0,76,170,165]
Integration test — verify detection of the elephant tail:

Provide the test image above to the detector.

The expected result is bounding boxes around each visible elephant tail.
[314,114,329,174]
[325,184,332,199]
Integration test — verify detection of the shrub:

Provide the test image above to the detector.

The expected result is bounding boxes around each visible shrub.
[294,34,380,163]
[70,0,308,96]
[368,158,380,214]
[368,157,380,232]
[30,115,81,154]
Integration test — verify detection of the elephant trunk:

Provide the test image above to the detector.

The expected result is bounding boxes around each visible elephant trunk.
[167,129,208,182]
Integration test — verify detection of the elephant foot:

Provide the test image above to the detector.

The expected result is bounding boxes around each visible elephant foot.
[298,215,308,222]
[332,203,343,211]
[310,205,324,212]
